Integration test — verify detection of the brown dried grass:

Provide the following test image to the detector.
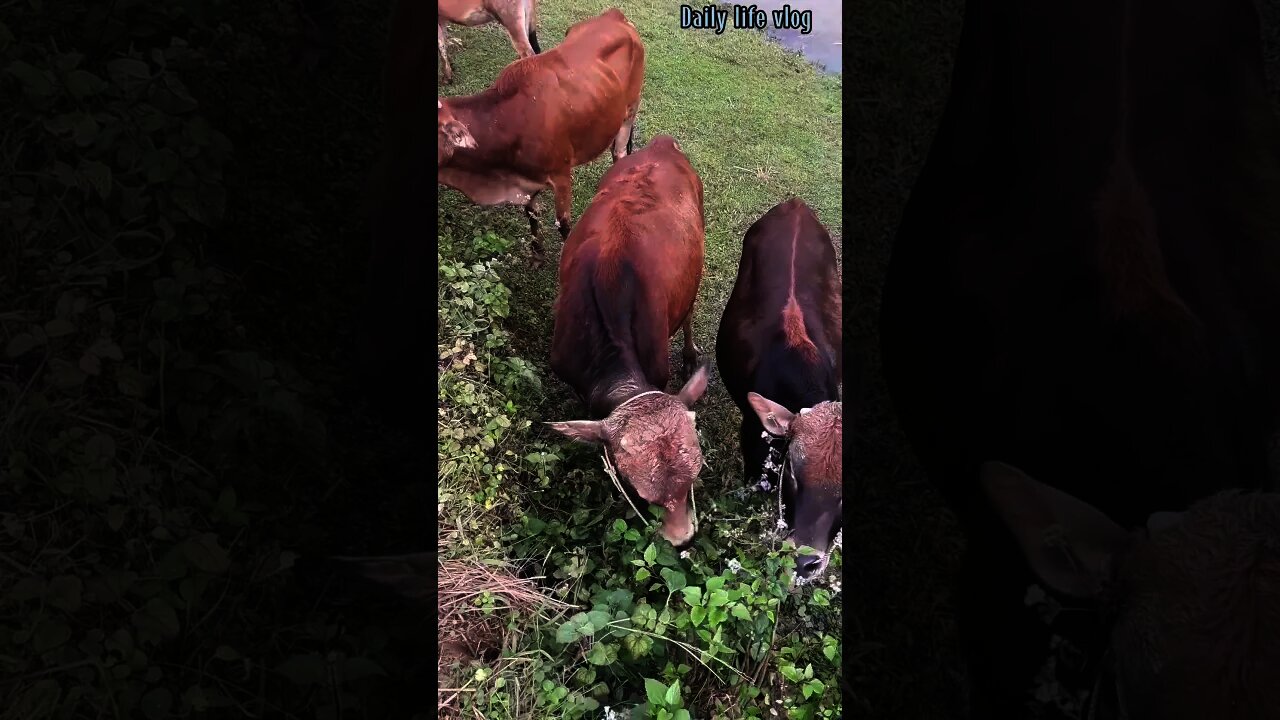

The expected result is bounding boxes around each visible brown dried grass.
[436,552,576,717]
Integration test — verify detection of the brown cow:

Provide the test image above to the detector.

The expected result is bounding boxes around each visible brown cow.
[880,0,1280,716]
[437,8,645,265]
[715,199,843,581]
[437,0,541,85]
[545,135,708,548]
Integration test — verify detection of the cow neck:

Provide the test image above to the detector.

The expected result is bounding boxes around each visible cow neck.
[444,90,504,151]
[589,376,663,418]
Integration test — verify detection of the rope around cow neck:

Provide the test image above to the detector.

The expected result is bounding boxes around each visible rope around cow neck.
[600,389,698,534]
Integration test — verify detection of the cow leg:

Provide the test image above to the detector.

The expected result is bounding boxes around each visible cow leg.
[524,196,545,269]
[501,6,536,59]
[551,174,573,240]
[681,311,701,377]
[438,21,453,84]
[611,107,639,162]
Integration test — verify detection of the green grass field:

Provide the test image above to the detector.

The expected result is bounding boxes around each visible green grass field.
[438,1,844,717]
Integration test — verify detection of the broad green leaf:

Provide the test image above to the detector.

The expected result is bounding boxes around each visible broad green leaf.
[707,589,729,608]
[689,606,706,627]
[585,642,616,666]
[644,678,667,706]
[681,586,702,606]
[660,568,687,592]
[586,610,612,635]
[643,543,657,564]
[731,604,751,621]
[664,679,682,707]
[705,576,726,593]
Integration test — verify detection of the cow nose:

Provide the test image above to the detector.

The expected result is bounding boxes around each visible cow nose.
[795,554,823,579]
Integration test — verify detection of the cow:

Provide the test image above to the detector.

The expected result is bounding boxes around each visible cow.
[437,0,542,85]
[879,0,1280,717]
[437,8,645,266]
[715,199,843,581]
[544,135,708,549]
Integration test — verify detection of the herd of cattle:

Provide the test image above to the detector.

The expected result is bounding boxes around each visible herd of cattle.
[423,0,1280,717]
[430,2,845,581]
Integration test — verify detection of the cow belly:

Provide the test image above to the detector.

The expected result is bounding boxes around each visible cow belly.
[438,167,545,206]
[438,2,493,25]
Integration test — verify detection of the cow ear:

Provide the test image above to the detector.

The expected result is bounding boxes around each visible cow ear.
[748,392,795,437]
[441,119,477,150]
[676,365,709,408]
[980,461,1131,599]
[545,420,609,444]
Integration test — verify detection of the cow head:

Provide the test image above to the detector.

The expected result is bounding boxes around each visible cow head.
[981,461,1280,720]
[437,99,476,164]
[749,394,843,581]
[546,367,710,548]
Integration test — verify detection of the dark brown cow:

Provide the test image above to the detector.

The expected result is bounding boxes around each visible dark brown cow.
[880,0,1280,717]
[545,135,708,548]
[716,199,842,581]
[437,0,542,85]
[437,8,645,264]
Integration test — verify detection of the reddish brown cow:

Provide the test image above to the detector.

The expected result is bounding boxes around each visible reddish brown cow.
[437,0,541,85]
[437,8,645,264]
[716,199,843,581]
[545,135,708,548]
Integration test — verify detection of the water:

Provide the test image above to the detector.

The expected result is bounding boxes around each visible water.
[719,0,842,74]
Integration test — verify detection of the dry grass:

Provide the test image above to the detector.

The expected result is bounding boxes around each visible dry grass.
[437,557,576,716]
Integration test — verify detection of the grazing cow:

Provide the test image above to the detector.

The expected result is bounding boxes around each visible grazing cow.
[879,0,1280,717]
[545,135,708,548]
[437,0,542,85]
[437,8,645,265]
[716,199,843,581]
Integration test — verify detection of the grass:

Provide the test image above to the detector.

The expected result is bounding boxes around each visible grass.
[438,1,844,717]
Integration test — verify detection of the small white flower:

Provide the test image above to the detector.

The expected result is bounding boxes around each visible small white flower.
[727,558,742,574]
[679,550,691,560]
[758,479,772,492]
[775,517,789,532]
